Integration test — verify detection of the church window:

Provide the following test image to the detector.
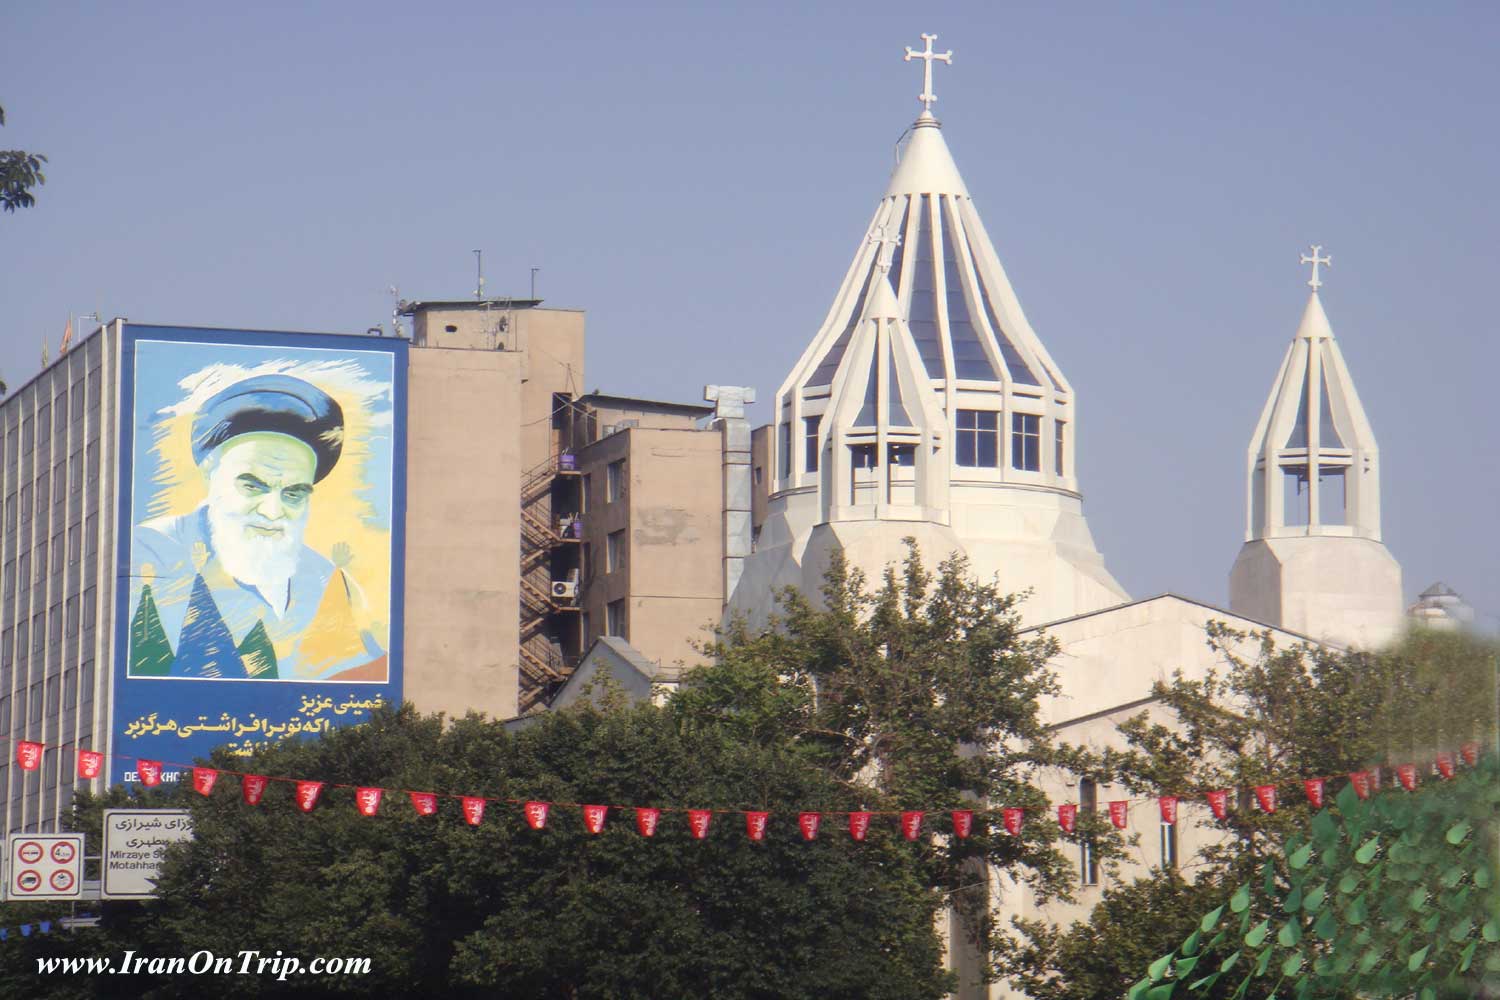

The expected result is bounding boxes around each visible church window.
[1055,420,1067,476]
[606,459,626,503]
[955,410,998,467]
[804,417,820,473]
[606,599,627,639]
[1079,778,1099,886]
[850,444,878,469]
[887,443,915,467]
[1282,468,1310,527]
[1318,465,1346,525]
[779,422,791,479]
[1160,819,1179,869]
[1011,413,1040,472]
[606,530,624,573]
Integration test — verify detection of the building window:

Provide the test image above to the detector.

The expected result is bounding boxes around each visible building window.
[955,410,998,467]
[580,473,591,514]
[850,443,878,469]
[1011,413,1040,472]
[606,599,627,639]
[1080,778,1100,886]
[779,422,791,478]
[1160,821,1178,870]
[1055,419,1067,476]
[804,416,820,473]
[888,443,915,466]
[606,529,624,573]
[606,460,626,503]
[753,465,763,486]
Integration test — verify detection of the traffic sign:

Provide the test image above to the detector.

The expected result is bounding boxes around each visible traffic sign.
[5,834,84,901]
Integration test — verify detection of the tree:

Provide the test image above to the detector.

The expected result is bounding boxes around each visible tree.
[3,701,953,998]
[675,544,1120,985]
[0,104,47,213]
[1005,626,1499,999]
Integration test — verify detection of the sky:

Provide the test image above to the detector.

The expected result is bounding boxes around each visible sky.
[3,2,1496,629]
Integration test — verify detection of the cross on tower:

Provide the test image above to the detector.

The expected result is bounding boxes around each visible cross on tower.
[869,222,903,274]
[904,33,952,113]
[1300,245,1331,291]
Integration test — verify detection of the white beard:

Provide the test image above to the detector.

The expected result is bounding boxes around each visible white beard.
[207,505,306,615]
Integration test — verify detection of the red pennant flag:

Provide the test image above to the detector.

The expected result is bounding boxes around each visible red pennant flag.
[242,774,269,805]
[1435,752,1455,780]
[635,807,661,837]
[137,760,164,787]
[461,797,485,826]
[745,811,769,841]
[1057,803,1078,834]
[687,809,712,840]
[1348,771,1371,800]
[1158,796,1178,824]
[523,801,550,830]
[1303,778,1326,808]
[1460,741,1480,767]
[409,792,438,816]
[900,811,923,841]
[15,741,41,772]
[1107,800,1129,829]
[192,767,218,796]
[1397,763,1418,792]
[1206,789,1229,820]
[583,804,608,834]
[355,787,383,816]
[848,811,872,841]
[798,812,821,841]
[1254,784,1277,813]
[295,781,323,813]
[951,809,974,839]
[1003,807,1024,836]
[76,750,104,780]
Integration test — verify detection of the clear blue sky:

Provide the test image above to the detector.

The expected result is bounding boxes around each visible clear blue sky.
[4,2,1496,628]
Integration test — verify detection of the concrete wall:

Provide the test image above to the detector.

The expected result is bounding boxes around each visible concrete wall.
[577,427,723,671]
[750,423,770,534]
[0,327,116,838]
[403,347,522,720]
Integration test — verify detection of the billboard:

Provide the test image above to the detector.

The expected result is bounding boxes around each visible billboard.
[112,327,406,784]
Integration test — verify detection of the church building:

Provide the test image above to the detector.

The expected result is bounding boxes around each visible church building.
[724,34,1414,999]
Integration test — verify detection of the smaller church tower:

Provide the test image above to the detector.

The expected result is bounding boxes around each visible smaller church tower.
[1229,248,1403,647]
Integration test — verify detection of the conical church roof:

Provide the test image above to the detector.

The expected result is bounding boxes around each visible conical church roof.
[790,111,1068,397]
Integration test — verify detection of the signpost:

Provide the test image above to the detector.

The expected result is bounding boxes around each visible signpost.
[5,834,84,901]
[101,809,192,900]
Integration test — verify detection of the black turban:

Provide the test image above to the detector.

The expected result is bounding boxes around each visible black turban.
[190,374,344,483]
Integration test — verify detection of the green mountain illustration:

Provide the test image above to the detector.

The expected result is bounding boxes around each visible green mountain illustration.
[237,620,279,680]
[129,584,174,677]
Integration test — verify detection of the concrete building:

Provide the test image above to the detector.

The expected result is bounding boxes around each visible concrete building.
[572,394,722,672]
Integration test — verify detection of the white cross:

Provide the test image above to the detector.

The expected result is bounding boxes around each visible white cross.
[1300,245,1331,291]
[868,222,903,274]
[904,33,952,113]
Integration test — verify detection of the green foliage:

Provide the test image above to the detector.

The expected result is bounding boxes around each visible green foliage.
[1002,870,1232,1000]
[677,543,1123,978]
[0,104,48,213]
[1007,626,1498,998]
[1128,756,1500,999]
[0,703,953,998]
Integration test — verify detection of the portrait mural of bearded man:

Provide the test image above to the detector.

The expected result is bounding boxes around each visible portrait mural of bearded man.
[113,327,405,783]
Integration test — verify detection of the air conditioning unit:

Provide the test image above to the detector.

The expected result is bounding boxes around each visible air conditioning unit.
[551,581,578,600]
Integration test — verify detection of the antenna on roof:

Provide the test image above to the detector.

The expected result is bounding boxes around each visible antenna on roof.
[530,266,540,300]
[473,249,484,301]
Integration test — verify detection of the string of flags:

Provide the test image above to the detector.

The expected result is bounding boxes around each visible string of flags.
[5,735,1488,842]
